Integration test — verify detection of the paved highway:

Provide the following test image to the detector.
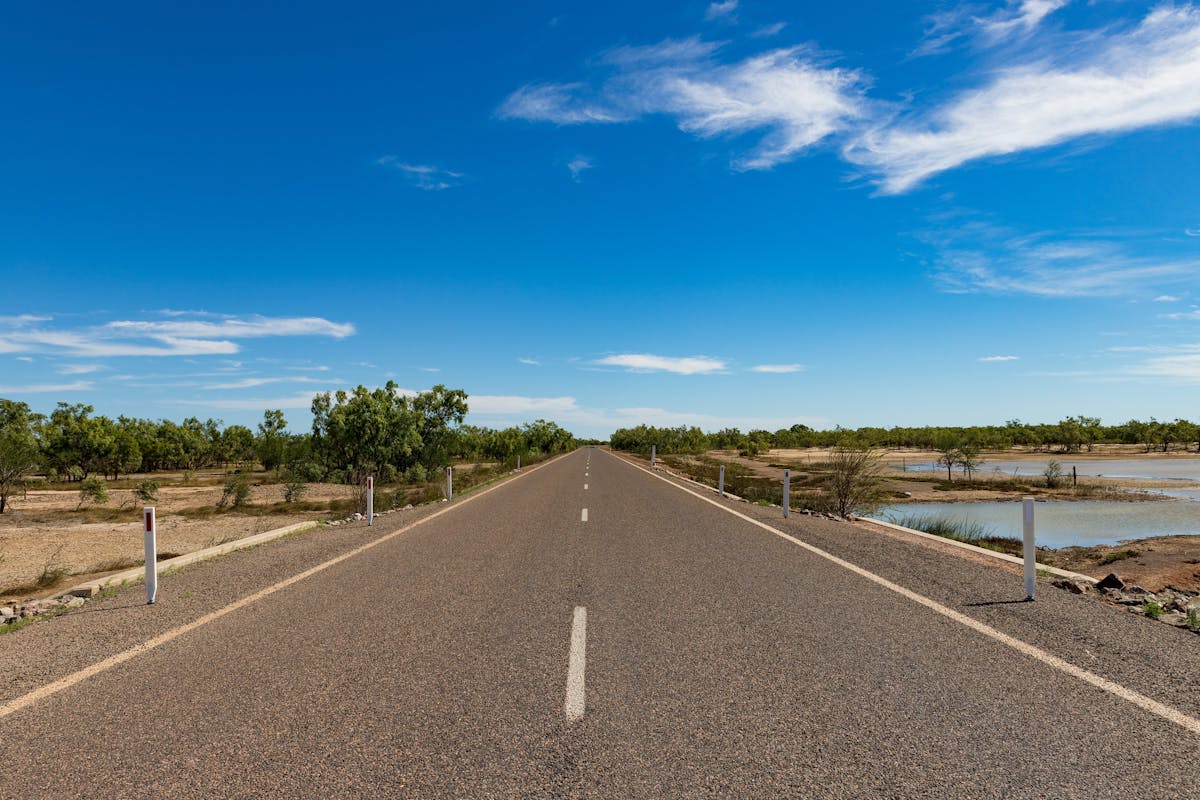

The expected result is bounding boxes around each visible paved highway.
[2,447,1199,798]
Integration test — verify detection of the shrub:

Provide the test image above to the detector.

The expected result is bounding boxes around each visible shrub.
[217,475,251,509]
[404,464,428,483]
[78,476,109,508]
[134,480,159,503]
[282,476,308,504]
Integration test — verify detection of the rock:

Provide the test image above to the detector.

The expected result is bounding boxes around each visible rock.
[1096,573,1126,591]
[1052,578,1086,594]
[1158,611,1187,626]
[403,504,413,510]
[1169,596,1191,613]
[61,596,86,609]
[65,584,99,598]
[0,605,15,620]
[352,512,364,521]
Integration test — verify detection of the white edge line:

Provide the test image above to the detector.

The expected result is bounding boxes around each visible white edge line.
[601,449,1200,737]
[0,451,574,721]
[564,605,587,721]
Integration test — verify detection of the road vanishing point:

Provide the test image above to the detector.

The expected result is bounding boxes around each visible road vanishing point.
[2,447,1199,798]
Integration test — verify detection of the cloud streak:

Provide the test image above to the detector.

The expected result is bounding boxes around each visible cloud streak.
[377,157,466,190]
[593,353,727,374]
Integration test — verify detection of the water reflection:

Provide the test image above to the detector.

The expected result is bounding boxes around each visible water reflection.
[874,498,1200,549]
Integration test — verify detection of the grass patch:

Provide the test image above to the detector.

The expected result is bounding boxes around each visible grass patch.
[888,513,1023,555]
[1143,601,1165,619]
[1098,549,1140,566]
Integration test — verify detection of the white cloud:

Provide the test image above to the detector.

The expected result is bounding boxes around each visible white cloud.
[1129,352,1200,380]
[203,376,329,390]
[0,380,93,393]
[1186,228,1200,237]
[517,357,541,366]
[106,316,355,339]
[750,363,806,373]
[978,0,1068,41]
[0,314,52,327]
[751,22,787,39]
[377,156,465,190]
[499,37,869,170]
[924,221,1199,297]
[567,155,593,181]
[1160,308,1200,320]
[850,7,1200,193]
[469,395,582,415]
[594,353,727,374]
[57,364,104,374]
[0,314,355,359]
[1154,294,1182,302]
[704,1,738,22]
[979,355,1020,362]
[181,391,324,410]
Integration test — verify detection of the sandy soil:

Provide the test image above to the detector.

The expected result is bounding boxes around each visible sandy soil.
[0,479,359,602]
[1043,537,1200,594]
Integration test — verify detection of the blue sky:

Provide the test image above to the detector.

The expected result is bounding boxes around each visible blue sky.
[3,0,1200,438]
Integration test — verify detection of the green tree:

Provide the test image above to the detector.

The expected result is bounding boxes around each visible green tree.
[824,446,885,518]
[256,409,288,471]
[0,399,40,513]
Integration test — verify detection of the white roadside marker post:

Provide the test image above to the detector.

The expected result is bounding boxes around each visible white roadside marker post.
[783,469,790,518]
[1023,496,1036,601]
[367,475,374,526]
[446,466,453,501]
[651,445,656,470]
[517,454,520,470]
[719,465,725,497]
[143,507,158,605]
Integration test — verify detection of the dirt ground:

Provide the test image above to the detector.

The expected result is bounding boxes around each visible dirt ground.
[0,476,360,603]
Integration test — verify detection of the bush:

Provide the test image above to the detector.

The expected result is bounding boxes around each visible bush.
[134,480,159,503]
[78,476,109,508]
[404,464,428,483]
[379,464,400,484]
[282,477,308,504]
[217,475,251,509]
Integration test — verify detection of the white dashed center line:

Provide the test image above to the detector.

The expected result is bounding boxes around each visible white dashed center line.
[581,508,588,522]
[564,606,587,722]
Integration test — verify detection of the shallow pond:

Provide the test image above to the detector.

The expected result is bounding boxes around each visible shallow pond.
[874,499,1200,549]
[896,458,1200,482]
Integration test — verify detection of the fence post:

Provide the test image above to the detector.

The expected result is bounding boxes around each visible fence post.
[446,466,453,501]
[143,507,158,605]
[367,475,374,526]
[783,469,790,518]
[1022,497,1036,600]
[719,465,725,497]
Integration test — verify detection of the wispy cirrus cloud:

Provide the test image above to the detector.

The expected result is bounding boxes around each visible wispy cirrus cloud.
[593,353,727,374]
[704,1,738,22]
[979,355,1020,362]
[0,380,93,393]
[499,36,869,170]
[517,357,541,366]
[503,6,1200,193]
[0,313,355,358]
[850,6,1200,193]
[377,156,465,190]
[567,155,593,181]
[922,220,1199,297]
[750,363,806,373]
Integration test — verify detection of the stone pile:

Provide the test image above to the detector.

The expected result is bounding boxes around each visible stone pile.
[1056,572,1200,634]
[1,593,88,627]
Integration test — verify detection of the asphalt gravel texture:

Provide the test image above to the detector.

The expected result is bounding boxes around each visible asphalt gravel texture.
[2,447,1198,799]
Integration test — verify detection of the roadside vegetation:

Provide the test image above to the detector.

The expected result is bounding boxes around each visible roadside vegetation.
[885,513,1023,556]
[0,384,582,516]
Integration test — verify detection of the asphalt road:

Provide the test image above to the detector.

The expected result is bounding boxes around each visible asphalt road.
[2,447,1199,799]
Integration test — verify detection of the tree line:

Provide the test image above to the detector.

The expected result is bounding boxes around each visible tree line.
[0,384,578,512]
[610,416,1200,457]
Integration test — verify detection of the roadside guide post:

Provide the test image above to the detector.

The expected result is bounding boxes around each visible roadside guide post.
[1023,497,1036,600]
[783,469,790,518]
[517,454,520,470]
[446,466,453,501]
[719,465,725,497]
[143,507,158,605]
[651,445,656,469]
[367,475,374,526]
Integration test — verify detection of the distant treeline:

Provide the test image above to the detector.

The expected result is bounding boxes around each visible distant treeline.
[610,416,1200,456]
[0,383,578,495]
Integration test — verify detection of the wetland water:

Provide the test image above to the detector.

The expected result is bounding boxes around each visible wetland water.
[879,457,1200,548]
[875,499,1200,549]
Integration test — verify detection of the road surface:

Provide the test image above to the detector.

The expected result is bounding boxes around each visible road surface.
[2,447,1198,798]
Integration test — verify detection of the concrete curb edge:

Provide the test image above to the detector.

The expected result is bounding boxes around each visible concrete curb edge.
[62,520,322,598]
